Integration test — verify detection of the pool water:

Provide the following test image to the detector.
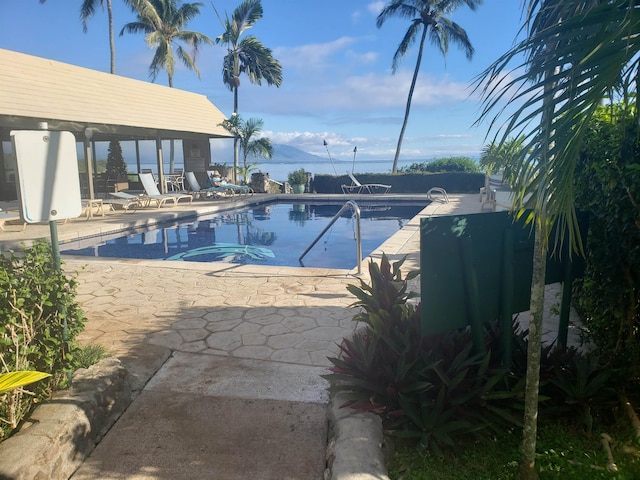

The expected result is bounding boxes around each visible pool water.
[61,201,425,269]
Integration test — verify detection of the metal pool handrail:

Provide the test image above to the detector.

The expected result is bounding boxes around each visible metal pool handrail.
[299,200,362,274]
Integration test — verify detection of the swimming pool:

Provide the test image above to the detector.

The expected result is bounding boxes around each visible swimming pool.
[61,201,426,269]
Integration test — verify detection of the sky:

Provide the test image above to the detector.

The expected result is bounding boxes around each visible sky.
[0,0,526,164]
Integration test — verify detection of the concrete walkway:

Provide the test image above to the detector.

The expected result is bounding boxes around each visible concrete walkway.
[0,189,580,479]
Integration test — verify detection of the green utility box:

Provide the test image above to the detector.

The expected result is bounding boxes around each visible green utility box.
[420,211,587,361]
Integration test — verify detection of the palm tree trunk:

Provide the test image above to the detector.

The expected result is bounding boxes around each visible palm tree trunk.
[519,223,547,480]
[392,27,427,173]
[107,0,115,74]
[520,49,558,478]
[162,73,174,176]
[233,86,240,183]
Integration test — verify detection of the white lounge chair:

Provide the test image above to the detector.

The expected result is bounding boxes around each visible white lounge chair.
[0,208,25,231]
[139,172,193,207]
[107,192,144,211]
[185,171,234,199]
[341,172,391,194]
[206,170,253,196]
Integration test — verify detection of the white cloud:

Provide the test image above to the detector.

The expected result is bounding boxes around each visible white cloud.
[274,37,358,72]
[367,2,385,16]
[242,68,473,118]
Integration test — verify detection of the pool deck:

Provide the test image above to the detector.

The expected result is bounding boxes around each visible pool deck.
[0,189,580,479]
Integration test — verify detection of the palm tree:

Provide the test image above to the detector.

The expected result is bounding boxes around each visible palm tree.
[474,1,638,478]
[81,0,117,73]
[121,0,213,173]
[376,0,482,173]
[121,0,213,87]
[214,0,282,181]
[39,0,122,74]
[220,115,273,184]
[479,136,525,185]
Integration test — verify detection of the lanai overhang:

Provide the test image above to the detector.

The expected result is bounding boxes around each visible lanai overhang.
[0,48,232,197]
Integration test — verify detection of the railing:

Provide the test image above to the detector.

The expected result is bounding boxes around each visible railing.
[299,200,362,274]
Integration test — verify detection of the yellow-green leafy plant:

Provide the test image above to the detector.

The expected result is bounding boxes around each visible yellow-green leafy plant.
[0,371,51,395]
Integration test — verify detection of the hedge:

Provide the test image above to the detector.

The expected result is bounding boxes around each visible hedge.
[311,172,484,194]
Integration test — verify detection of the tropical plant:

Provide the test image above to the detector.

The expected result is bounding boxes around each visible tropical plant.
[214,0,282,180]
[287,168,307,186]
[543,350,616,432]
[121,0,213,172]
[325,255,525,453]
[121,0,212,86]
[81,0,117,73]
[0,372,51,395]
[474,1,640,477]
[219,115,273,183]
[376,0,482,173]
[392,340,518,454]
[325,254,424,414]
[479,136,525,185]
[234,162,258,185]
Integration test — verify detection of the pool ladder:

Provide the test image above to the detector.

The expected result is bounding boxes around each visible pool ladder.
[299,200,362,274]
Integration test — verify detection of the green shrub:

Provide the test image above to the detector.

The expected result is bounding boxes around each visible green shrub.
[288,168,307,185]
[573,103,640,384]
[0,240,86,439]
[401,157,481,174]
[313,172,484,194]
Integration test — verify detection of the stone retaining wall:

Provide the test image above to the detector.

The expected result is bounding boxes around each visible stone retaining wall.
[0,358,131,480]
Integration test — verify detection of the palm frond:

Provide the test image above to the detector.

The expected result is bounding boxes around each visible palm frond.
[474,0,640,254]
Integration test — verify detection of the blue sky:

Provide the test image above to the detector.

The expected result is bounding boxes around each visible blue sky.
[0,1,525,163]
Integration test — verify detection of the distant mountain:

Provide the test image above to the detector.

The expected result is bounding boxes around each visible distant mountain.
[271,144,323,163]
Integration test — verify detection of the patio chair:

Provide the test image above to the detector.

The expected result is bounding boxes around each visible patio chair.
[185,171,234,199]
[165,169,185,192]
[139,172,193,207]
[115,180,174,208]
[106,192,144,211]
[341,172,391,194]
[0,208,25,231]
[479,174,497,211]
[141,168,155,179]
[206,170,253,196]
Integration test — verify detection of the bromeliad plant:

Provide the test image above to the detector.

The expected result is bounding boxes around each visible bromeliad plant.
[324,254,522,451]
[325,254,620,453]
[325,254,423,413]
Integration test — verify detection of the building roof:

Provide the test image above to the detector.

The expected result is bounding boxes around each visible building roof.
[0,48,232,142]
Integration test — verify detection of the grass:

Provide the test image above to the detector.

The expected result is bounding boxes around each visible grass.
[388,417,640,479]
[74,343,110,369]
